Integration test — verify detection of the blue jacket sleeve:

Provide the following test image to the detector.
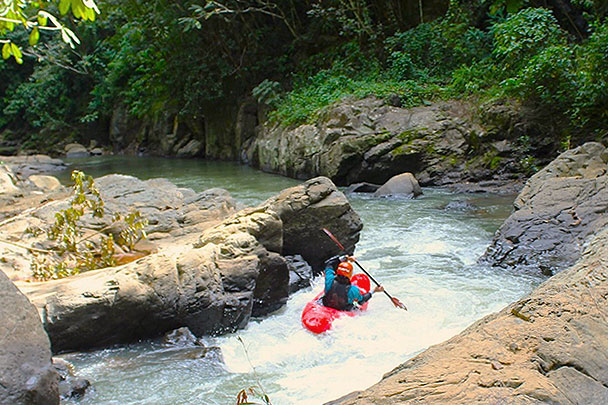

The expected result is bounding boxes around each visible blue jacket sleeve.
[348,285,372,304]
[324,266,336,293]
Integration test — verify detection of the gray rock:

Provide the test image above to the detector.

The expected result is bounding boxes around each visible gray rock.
[176,140,203,157]
[344,182,381,193]
[443,199,477,212]
[0,154,67,178]
[262,176,363,273]
[286,255,313,293]
[244,98,485,186]
[33,175,237,237]
[374,172,422,198]
[64,144,89,158]
[0,271,58,405]
[17,176,361,351]
[480,142,608,276]
[162,327,204,346]
[53,358,89,400]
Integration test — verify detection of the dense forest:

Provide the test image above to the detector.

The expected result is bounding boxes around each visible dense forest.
[0,0,606,159]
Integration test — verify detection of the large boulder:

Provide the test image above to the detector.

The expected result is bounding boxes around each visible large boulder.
[330,225,608,405]
[261,176,363,272]
[373,172,422,198]
[64,143,89,158]
[480,142,608,276]
[16,176,362,352]
[0,271,58,405]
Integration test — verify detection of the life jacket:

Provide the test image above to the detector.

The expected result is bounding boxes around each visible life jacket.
[322,275,353,310]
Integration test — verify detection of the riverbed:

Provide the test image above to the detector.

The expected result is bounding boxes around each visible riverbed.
[57,156,542,405]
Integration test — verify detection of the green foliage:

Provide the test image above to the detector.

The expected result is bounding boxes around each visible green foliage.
[0,0,99,63]
[501,44,575,104]
[31,170,148,281]
[492,8,565,71]
[1,0,607,155]
[385,8,492,80]
[236,387,271,405]
[3,62,75,129]
[252,80,282,107]
[267,41,436,127]
[571,20,608,130]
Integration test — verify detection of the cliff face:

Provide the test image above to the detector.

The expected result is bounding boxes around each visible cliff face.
[328,144,608,405]
[108,100,252,160]
[242,97,556,190]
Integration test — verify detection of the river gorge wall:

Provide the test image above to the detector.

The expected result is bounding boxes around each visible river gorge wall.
[87,97,559,193]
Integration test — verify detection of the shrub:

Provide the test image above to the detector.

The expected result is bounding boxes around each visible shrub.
[492,8,566,73]
[571,20,608,131]
[31,170,148,280]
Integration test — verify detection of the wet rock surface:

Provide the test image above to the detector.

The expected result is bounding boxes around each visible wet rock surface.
[480,142,608,276]
[53,358,90,400]
[373,172,422,198]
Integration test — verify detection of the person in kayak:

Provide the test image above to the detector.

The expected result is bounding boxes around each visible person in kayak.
[322,255,384,311]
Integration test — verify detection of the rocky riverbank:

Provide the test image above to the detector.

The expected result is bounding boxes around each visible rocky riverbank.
[2,141,607,404]
[328,142,608,404]
[0,157,364,403]
[242,97,551,193]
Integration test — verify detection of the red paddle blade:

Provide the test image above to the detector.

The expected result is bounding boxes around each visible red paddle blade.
[392,297,408,311]
[322,228,345,251]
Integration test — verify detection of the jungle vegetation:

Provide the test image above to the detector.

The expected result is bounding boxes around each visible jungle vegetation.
[0,0,606,153]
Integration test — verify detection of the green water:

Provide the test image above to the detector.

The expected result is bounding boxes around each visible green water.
[57,156,542,405]
[57,155,302,208]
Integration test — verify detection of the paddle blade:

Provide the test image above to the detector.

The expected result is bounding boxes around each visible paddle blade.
[322,228,346,251]
[391,297,408,311]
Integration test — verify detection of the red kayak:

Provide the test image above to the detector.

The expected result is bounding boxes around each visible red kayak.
[301,274,371,334]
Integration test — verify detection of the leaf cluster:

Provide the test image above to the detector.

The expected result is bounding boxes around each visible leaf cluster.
[0,0,99,64]
[31,170,148,281]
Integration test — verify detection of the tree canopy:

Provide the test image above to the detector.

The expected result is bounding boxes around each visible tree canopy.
[0,0,606,155]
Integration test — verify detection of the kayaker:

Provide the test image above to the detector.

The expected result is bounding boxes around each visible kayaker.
[322,255,384,311]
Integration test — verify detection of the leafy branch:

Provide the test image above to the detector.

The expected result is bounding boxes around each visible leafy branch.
[0,0,100,64]
[31,170,148,281]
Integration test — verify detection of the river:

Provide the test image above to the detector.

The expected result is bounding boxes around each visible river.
[57,156,543,405]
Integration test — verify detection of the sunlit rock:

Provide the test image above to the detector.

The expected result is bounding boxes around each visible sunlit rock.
[12,175,361,352]
[373,172,422,198]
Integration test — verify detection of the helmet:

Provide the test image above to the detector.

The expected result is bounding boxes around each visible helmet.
[336,261,353,278]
